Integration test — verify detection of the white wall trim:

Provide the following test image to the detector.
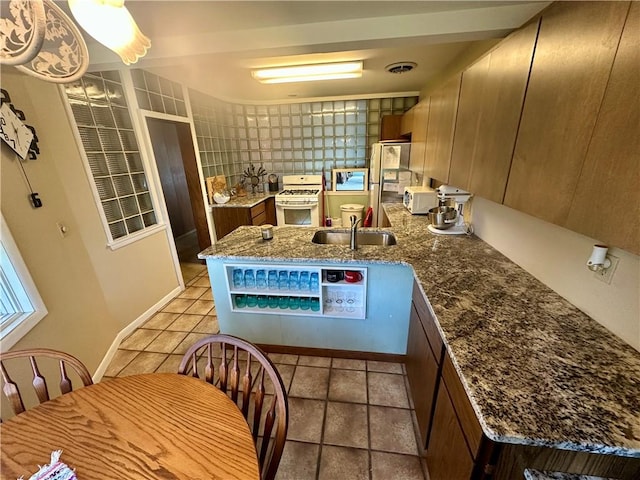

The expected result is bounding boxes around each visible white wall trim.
[92,285,181,382]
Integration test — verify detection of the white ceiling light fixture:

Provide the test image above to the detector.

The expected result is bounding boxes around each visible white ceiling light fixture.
[67,0,150,65]
[252,61,363,84]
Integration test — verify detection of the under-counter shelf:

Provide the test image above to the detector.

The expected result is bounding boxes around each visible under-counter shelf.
[224,263,366,319]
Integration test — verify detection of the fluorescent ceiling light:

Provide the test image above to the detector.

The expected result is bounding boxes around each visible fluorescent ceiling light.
[252,62,363,84]
[68,0,150,65]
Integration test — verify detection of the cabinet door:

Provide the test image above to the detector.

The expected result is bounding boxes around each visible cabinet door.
[406,303,440,448]
[212,207,251,239]
[250,201,267,226]
[448,55,491,190]
[408,99,430,180]
[380,114,403,140]
[427,384,474,480]
[424,73,462,184]
[468,19,539,204]
[565,3,639,255]
[264,197,277,226]
[504,1,630,224]
[400,107,415,136]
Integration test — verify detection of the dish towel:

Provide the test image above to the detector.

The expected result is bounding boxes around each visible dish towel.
[20,450,77,480]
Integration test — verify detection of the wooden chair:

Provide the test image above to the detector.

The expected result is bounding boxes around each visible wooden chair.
[178,334,289,480]
[0,348,93,416]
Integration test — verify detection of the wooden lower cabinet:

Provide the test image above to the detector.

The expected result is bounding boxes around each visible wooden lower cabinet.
[406,281,445,448]
[212,197,276,239]
[410,286,640,480]
[427,384,475,480]
[406,303,440,445]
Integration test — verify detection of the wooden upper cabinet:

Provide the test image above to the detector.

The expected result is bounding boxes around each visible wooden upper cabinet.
[400,107,415,136]
[565,3,639,255]
[468,19,540,204]
[408,99,430,178]
[503,1,630,225]
[448,55,491,190]
[424,73,462,184]
[380,114,403,140]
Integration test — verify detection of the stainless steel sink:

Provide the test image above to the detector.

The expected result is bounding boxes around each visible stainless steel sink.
[312,230,397,246]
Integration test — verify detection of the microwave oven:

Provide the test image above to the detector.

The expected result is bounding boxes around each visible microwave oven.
[403,186,438,214]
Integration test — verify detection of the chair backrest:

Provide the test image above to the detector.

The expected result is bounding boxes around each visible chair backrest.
[177,334,289,480]
[0,348,93,416]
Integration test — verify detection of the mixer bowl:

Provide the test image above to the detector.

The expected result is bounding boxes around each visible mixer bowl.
[428,206,457,230]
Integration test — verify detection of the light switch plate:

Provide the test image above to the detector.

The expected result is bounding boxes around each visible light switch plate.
[594,254,618,284]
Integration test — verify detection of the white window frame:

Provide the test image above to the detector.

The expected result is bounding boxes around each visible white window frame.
[0,214,48,349]
[59,73,167,251]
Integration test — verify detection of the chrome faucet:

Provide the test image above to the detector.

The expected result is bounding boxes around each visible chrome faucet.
[350,215,361,250]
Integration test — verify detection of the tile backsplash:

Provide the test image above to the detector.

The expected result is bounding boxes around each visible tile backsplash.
[188,90,417,189]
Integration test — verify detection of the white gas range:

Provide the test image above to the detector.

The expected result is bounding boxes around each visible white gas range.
[275,175,323,227]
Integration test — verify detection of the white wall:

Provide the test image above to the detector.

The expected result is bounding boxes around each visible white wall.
[470,197,640,351]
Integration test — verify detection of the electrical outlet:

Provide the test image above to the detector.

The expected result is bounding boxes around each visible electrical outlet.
[594,254,619,284]
[56,222,68,238]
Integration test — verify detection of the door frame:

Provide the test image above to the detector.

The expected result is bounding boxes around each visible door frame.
[136,109,214,288]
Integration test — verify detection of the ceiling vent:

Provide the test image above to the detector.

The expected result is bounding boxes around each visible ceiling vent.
[385,62,417,74]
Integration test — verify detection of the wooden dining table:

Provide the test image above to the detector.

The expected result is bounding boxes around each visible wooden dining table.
[0,373,260,480]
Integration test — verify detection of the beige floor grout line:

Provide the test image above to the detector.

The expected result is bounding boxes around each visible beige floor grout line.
[105,265,427,479]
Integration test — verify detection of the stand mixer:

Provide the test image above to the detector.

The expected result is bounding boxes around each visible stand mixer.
[427,185,472,235]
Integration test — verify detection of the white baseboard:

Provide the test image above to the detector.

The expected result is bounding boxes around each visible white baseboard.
[92,286,182,382]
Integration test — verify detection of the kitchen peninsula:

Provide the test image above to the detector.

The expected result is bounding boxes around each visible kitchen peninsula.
[199,204,640,479]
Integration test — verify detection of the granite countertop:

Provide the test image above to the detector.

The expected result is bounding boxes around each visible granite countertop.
[524,469,617,480]
[199,203,640,458]
[210,192,276,208]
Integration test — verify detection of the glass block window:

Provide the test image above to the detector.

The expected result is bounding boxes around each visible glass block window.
[64,71,158,242]
[189,90,418,188]
[131,69,187,117]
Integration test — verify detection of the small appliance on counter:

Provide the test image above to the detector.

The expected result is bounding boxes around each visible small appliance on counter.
[427,185,472,235]
[403,186,437,214]
[268,174,279,192]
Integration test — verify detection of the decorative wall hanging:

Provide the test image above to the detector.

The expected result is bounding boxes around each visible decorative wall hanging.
[14,0,89,83]
[0,89,40,160]
[0,0,46,65]
[1,0,150,84]
[0,88,43,207]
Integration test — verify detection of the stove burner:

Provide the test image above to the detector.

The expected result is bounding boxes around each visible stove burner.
[279,189,320,196]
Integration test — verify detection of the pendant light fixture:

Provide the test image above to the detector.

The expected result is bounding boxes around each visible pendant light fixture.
[0,0,150,83]
[67,0,150,65]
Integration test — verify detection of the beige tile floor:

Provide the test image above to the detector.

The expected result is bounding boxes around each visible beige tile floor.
[103,264,429,480]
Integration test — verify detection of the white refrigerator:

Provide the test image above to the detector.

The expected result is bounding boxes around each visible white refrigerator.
[368,142,412,226]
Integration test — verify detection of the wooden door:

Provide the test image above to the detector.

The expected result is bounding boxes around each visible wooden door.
[147,118,210,251]
[468,19,540,203]
[503,1,630,224]
[565,2,639,254]
[448,55,491,190]
[424,73,462,185]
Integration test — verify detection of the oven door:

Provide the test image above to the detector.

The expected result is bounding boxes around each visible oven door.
[276,202,319,227]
